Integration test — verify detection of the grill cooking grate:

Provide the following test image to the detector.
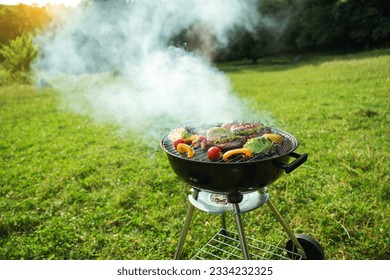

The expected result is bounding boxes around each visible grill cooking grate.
[162,128,296,163]
[191,229,303,260]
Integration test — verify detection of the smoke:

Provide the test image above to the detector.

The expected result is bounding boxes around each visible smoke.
[35,0,267,139]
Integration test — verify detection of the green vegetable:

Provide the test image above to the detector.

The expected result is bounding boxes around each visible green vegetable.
[243,136,272,153]
[180,129,191,139]
[168,128,191,141]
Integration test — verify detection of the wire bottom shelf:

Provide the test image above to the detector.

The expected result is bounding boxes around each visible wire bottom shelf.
[191,229,303,260]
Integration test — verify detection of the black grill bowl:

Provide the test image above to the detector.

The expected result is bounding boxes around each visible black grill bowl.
[160,128,307,194]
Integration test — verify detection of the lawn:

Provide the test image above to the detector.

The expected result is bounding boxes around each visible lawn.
[0,49,389,259]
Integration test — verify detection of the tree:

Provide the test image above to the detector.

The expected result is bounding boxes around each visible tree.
[342,0,390,49]
[0,4,51,44]
[0,34,37,84]
[294,0,343,50]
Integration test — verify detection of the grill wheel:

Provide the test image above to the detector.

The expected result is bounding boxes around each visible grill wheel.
[286,234,325,260]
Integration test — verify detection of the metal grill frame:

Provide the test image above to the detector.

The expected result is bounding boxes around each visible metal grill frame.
[191,229,303,260]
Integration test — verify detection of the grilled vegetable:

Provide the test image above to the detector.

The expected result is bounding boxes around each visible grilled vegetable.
[263,133,283,144]
[168,128,191,141]
[207,146,222,161]
[176,143,195,158]
[174,139,185,149]
[244,133,284,151]
[222,148,253,161]
[184,134,197,144]
[243,136,272,153]
[222,133,284,161]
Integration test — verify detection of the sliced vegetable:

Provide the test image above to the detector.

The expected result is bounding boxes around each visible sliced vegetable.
[222,148,253,161]
[184,134,197,144]
[263,133,283,144]
[176,143,195,158]
[174,139,185,149]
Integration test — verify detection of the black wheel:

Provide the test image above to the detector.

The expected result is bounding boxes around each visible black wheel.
[286,234,325,260]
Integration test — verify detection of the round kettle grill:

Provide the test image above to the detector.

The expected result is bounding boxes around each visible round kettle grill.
[160,123,324,260]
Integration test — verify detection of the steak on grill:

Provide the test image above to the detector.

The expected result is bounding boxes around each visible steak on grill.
[228,122,270,140]
[201,122,270,152]
[200,127,243,151]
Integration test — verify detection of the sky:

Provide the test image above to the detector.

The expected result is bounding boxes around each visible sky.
[0,0,81,7]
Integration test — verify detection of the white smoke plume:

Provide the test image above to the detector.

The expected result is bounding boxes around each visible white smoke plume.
[35,0,266,138]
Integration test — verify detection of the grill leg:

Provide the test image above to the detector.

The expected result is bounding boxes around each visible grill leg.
[174,203,195,260]
[232,203,250,260]
[266,198,307,259]
[220,211,227,236]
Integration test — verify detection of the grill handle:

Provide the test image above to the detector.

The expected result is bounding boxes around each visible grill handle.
[273,152,308,174]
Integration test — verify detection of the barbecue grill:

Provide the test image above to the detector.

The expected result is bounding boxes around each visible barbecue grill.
[160,123,324,260]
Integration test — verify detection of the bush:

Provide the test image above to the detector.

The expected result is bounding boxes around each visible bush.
[0,34,37,84]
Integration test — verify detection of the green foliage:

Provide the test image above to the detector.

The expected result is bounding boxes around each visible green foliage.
[219,0,296,62]
[218,0,390,61]
[0,4,51,44]
[344,0,390,49]
[284,0,390,51]
[295,0,342,49]
[0,4,51,85]
[0,34,37,84]
[0,50,389,259]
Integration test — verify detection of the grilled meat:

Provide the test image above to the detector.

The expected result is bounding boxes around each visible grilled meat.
[201,127,244,151]
[200,123,272,152]
[229,122,268,140]
[201,138,245,152]
[206,127,234,141]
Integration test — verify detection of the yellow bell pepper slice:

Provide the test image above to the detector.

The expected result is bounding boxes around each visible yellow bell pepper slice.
[184,134,197,144]
[222,148,253,161]
[176,143,195,158]
[263,133,283,144]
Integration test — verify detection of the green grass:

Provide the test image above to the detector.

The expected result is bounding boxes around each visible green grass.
[1,49,389,259]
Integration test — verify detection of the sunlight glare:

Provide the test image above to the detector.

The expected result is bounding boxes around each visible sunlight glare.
[0,0,82,7]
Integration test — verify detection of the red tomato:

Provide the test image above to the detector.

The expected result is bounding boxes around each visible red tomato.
[174,139,185,149]
[207,146,222,161]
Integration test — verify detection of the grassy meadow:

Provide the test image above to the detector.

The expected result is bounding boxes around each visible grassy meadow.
[1,49,389,259]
